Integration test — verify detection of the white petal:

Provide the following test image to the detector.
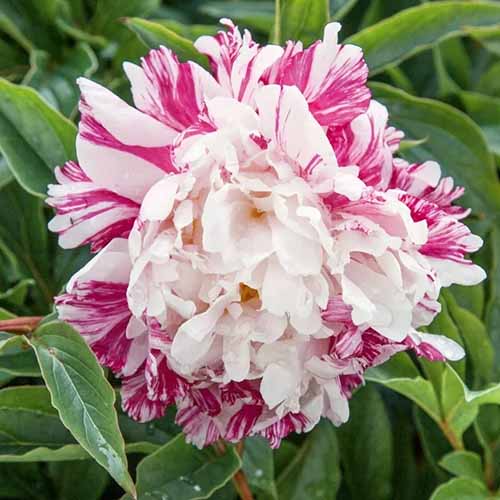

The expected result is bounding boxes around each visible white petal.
[260,363,296,409]
[140,176,180,221]
[67,238,130,291]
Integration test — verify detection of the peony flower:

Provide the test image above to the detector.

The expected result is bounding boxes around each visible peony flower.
[49,19,485,448]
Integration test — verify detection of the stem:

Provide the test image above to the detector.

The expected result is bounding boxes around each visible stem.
[235,441,244,456]
[0,316,43,334]
[484,450,495,491]
[272,0,281,44]
[439,420,464,451]
[214,441,253,500]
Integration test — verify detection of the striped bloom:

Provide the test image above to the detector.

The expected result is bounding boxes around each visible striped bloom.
[50,20,485,448]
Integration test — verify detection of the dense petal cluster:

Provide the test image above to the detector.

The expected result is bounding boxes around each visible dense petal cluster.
[49,19,485,448]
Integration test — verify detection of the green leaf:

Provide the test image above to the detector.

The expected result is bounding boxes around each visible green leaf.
[0,79,77,198]
[52,245,91,295]
[337,385,393,500]
[430,477,490,500]
[439,451,483,481]
[468,25,500,57]
[485,227,500,368]
[125,18,209,67]
[90,0,160,40]
[28,321,135,497]
[0,333,40,377]
[199,2,274,33]
[54,18,108,49]
[439,365,500,445]
[331,0,359,21]
[134,434,241,500]
[440,366,478,446]
[366,353,441,423]
[0,183,52,310]
[0,279,34,308]
[432,46,461,99]
[242,437,278,500]
[277,419,340,500]
[0,157,13,191]
[59,0,87,25]
[414,407,451,482]
[273,440,298,477]
[358,0,385,29]
[48,460,109,500]
[146,20,218,41]
[426,295,465,383]
[346,1,500,76]
[0,38,28,80]
[371,82,500,218]
[0,309,15,320]
[0,384,174,461]
[23,43,98,118]
[0,0,64,54]
[117,404,180,454]
[475,406,500,488]
[391,400,423,500]
[0,463,53,499]
[443,290,493,387]
[461,91,500,158]
[0,385,83,460]
[274,0,329,46]
[385,66,416,95]
[477,62,500,98]
[437,38,471,90]
[450,284,484,320]
[0,372,13,388]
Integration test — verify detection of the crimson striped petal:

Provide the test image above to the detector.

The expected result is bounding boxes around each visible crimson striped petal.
[48,162,139,252]
[263,22,370,127]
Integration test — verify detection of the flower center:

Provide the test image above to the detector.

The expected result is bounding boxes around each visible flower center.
[239,283,259,303]
[249,207,266,219]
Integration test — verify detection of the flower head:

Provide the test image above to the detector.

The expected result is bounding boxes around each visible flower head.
[49,20,485,448]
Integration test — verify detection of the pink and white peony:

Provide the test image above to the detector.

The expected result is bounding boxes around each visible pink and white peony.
[49,19,485,448]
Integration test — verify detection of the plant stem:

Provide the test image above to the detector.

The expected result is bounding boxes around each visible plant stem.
[439,420,464,451]
[214,440,253,500]
[0,316,43,333]
[484,451,495,491]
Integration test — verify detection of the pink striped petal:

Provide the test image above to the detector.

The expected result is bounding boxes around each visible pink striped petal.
[257,84,336,173]
[124,47,224,131]
[404,332,465,362]
[67,238,131,287]
[121,369,167,422]
[259,412,308,449]
[224,404,263,442]
[77,78,177,202]
[55,239,146,376]
[56,280,135,375]
[400,193,485,285]
[48,162,139,252]
[358,329,407,367]
[145,351,189,404]
[391,160,468,218]
[322,297,354,323]
[263,22,370,127]
[328,100,400,189]
[195,19,252,92]
[220,381,262,405]
[176,401,221,448]
[191,388,222,417]
[230,43,283,105]
[195,19,282,105]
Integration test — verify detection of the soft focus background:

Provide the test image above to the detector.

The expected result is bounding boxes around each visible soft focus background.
[0,1,500,499]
